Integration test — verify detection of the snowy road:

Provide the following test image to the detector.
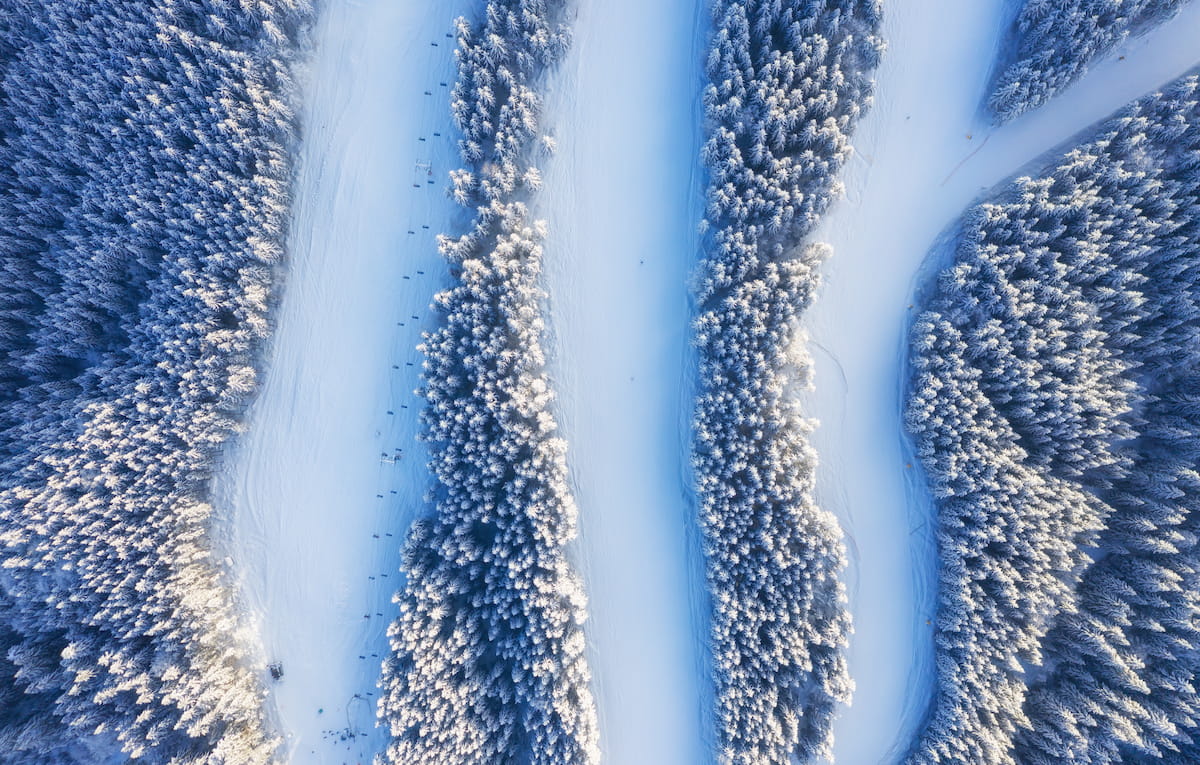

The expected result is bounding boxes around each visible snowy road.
[535,0,711,762]
[213,1,465,761]
[804,2,1200,763]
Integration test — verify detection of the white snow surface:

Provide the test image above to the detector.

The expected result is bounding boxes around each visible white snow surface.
[535,0,712,763]
[213,0,466,761]
[805,2,1200,764]
[209,0,1200,762]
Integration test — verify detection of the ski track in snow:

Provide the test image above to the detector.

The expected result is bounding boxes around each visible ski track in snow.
[207,0,1200,762]
[213,1,468,761]
[535,0,713,763]
[805,2,1200,764]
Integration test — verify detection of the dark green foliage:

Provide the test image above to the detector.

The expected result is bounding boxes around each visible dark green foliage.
[907,72,1200,764]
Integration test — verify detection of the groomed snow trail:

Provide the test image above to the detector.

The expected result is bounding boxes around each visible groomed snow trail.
[804,2,1200,763]
[536,0,711,763]
[214,1,466,761]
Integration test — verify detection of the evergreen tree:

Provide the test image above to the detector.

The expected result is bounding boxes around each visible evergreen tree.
[377,3,599,763]
[989,0,1188,121]
[0,1,312,761]
[905,72,1200,764]
[693,2,882,763]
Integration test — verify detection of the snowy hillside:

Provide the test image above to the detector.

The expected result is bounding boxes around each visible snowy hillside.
[215,1,465,760]
[1,0,1199,763]
[805,1,1200,763]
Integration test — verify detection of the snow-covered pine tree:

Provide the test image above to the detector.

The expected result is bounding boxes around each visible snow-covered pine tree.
[0,1,312,760]
[989,0,1189,121]
[693,2,883,763]
[377,2,599,763]
[906,71,1200,764]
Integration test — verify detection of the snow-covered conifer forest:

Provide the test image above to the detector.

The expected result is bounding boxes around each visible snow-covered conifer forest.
[0,1,310,761]
[989,0,1190,122]
[1,0,1199,763]
[693,2,881,762]
[375,2,599,762]
[907,67,1200,765]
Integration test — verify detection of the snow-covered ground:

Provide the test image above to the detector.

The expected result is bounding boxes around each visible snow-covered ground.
[535,1,711,763]
[209,0,1200,761]
[213,1,466,761]
[804,2,1200,763]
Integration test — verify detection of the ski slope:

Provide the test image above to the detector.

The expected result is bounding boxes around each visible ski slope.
[209,0,1200,762]
[804,2,1200,763]
[213,1,465,761]
[535,0,712,762]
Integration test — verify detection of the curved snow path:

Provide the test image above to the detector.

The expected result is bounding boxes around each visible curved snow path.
[536,0,712,762]
[804,2,1200,763]
[214,1,466,761]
